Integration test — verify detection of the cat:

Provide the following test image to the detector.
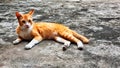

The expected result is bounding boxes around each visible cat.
[13,9,89,51]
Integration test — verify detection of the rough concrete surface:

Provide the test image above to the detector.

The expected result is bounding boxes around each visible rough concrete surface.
[0,0,120,68]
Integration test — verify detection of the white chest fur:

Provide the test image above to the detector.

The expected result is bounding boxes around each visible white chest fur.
[19,27,33,40]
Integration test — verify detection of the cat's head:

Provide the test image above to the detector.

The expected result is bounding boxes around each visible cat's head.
[16,9,34,29]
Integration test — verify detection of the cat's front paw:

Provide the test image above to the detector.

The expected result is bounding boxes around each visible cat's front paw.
[25,44,33,50]
[13,40,20,45]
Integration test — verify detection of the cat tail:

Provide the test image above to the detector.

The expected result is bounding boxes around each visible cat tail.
[72,31,89,44]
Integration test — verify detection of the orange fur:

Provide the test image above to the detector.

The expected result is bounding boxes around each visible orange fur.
[13,9,89,50]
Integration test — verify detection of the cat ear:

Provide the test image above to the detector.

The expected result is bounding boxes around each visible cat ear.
[16,12,22,19]
[28,9,34,15]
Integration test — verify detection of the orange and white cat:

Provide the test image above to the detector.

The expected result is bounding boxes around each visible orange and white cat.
[13,9,89,51]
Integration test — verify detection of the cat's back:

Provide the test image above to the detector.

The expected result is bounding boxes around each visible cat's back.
[34,22,68,30]
[33,22,70,39]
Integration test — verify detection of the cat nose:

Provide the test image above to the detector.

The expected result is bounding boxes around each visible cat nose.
[25,25,29,28]
[25,22,30,28]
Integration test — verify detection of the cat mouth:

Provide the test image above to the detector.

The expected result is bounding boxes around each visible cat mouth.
[25,25,29,28]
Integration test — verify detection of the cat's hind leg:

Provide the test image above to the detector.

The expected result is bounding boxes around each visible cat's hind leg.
[54,36,71,51]
[59,32,84,50]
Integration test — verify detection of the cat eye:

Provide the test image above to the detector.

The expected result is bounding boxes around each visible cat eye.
[22,20,26,23]
[28,20,31,22]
